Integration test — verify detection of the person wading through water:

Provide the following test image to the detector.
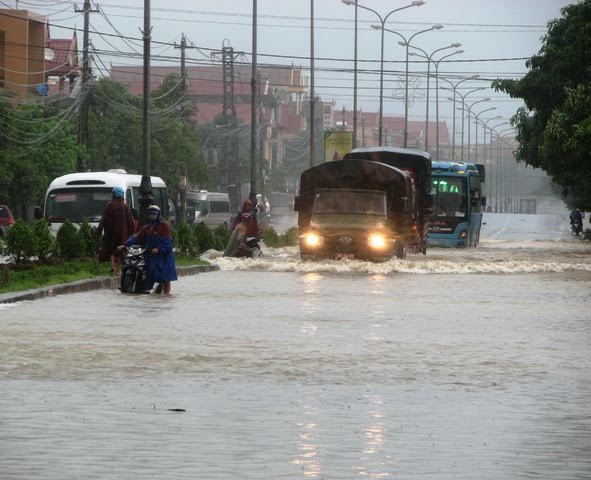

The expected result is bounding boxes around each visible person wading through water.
[120,205,177,294]
[97,186,135,275]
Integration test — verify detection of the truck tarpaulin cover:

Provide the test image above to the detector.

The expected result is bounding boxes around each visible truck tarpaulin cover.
[344,147,432,196]
[296,159,410,227]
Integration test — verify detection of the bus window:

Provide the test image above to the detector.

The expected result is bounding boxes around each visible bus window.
[210,201,230,214]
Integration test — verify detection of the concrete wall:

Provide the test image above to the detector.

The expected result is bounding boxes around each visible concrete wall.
[0,9,46,99]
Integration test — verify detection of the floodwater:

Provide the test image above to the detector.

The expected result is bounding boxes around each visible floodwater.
[1,213,590,479]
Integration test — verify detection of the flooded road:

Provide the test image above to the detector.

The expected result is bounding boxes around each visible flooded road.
[1,213,590,479]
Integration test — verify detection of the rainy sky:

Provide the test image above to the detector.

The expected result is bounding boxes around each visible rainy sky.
[11,0,575,122]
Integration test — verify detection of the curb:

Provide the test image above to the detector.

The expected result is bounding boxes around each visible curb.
[0,264,220,304]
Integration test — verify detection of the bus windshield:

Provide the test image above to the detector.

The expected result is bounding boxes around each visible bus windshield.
[46,188,112,222]
[313,190,386,216]
[431,177,467,218]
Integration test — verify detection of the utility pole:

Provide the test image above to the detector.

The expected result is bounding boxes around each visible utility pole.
[309,0,315,168]
[249,0,258,204]
[174,33,197,224]
[138,0,153,226]
[75,0,98,171]
[361,116,366,147]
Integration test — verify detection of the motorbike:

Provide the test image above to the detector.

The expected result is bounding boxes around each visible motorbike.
[237,237,262,258]
[571,219,583,236]
[120,245,147,293]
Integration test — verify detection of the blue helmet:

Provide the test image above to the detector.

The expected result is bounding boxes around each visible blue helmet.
[112,186,125,198]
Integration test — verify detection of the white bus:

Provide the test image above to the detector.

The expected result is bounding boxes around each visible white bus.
[37,170,171,232]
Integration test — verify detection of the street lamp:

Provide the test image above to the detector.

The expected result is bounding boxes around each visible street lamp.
[374,23,443,148]
[497,127,515,213]
[481,115,503,200]
[408,42,462,153]
[464,97,490,162]
[446,86,486,161]
[439,75,478,161]
[432,50,463,159]
[490,121,509,212]
[343,0,425,146]
[471,106,496,162]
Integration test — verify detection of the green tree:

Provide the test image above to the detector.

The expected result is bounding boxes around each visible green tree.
[0,98,82,217]
[87,76,208,203]
[493,1,591,208]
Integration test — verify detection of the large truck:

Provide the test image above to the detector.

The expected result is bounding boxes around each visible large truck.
[343,147,432,254]
[294,159,414,261]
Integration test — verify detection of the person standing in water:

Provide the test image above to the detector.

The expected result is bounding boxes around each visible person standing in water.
[97,186,135,275]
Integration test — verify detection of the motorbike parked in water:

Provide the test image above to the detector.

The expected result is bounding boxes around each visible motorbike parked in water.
[120,245,147,293]
[571,219,583,236]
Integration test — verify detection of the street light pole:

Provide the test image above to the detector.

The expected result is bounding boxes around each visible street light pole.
[497,128,515,213]
[471,106,496,163]
[481,115,503,201]
[433,50,463,159]
[447,86,486,162]
[439,75,478,161]
[344,0,425,146]
[464,97,490,162]
[489,121,509,212]
[408,43,461,153]
[376,23,443,148]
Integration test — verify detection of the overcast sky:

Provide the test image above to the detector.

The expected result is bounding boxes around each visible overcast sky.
[8,0,575,127]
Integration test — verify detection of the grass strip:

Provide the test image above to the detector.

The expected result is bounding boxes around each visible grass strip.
[0,256,210,294]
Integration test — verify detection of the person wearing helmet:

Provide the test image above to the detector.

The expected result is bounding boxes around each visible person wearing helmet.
[224,212,254,257]
[97,186,135,274]
[121,205,177,294]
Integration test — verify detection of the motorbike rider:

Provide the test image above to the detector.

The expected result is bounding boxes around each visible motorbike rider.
[118,205,177,294]
[232,199,255,229]
[570,208,583,233]
[223,213,260,257]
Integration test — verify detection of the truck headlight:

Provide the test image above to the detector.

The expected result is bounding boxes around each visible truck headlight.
[367,233,387,249]
[303,232,322,248]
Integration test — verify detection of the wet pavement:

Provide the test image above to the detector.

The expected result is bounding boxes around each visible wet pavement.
[0,213,590,479]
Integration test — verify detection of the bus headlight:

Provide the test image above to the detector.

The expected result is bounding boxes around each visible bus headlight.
[367,233,387,249]
[459,229,467,239]
[302,232,322,248]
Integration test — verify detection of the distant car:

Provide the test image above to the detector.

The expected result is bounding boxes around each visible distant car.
[0,205,15,238]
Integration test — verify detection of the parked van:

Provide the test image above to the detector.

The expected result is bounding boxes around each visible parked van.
[186,190,231,229]
[37,170,170,232]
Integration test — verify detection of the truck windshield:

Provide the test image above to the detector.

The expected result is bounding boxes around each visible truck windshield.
[313,190,386,216]
[45,188,112,222]
[431,177,467,218]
